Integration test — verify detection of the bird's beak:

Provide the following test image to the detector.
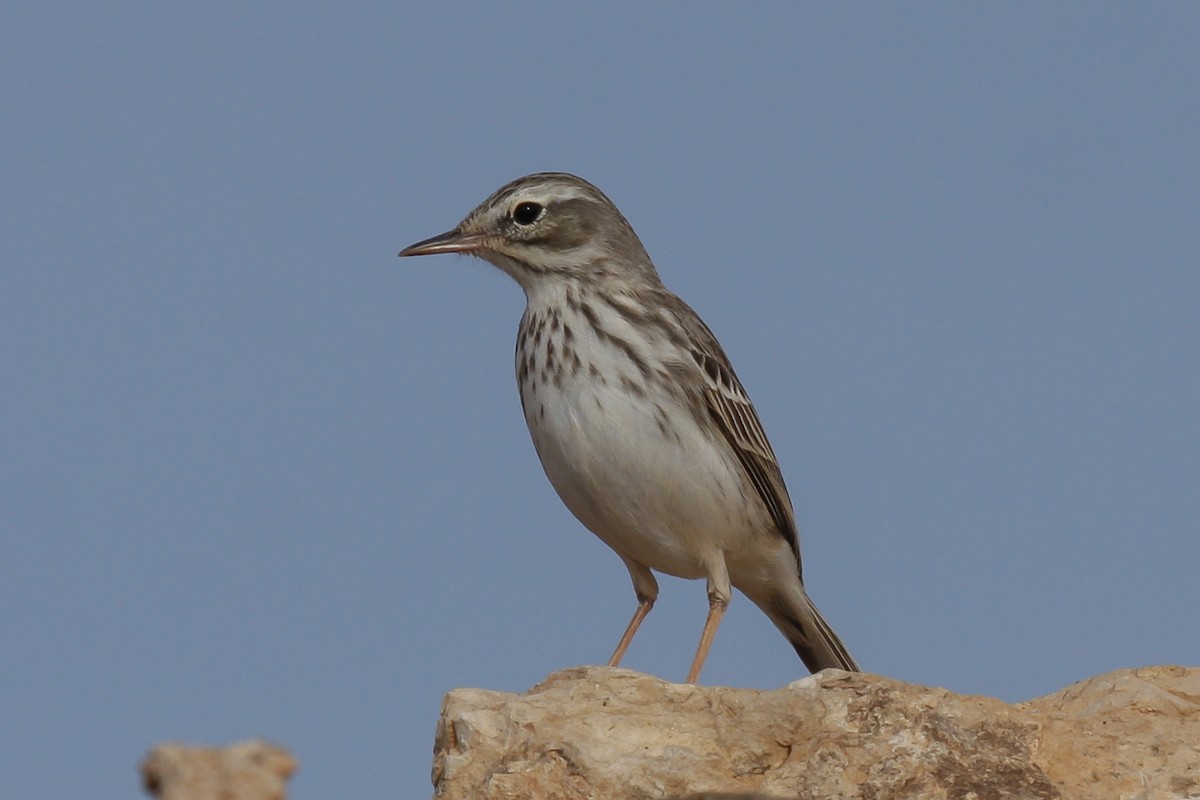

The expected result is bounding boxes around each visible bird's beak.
[398,229,487,258]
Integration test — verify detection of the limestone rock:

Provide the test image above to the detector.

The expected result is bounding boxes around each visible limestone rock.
[433,665,1200,799]
[140,740,296,800]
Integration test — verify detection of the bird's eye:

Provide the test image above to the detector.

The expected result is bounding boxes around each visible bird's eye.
[512,201,544,226]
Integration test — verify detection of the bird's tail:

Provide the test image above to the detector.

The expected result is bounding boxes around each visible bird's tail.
[759,584,860,673]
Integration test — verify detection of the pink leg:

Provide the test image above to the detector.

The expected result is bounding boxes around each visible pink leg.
[608,596,654,667]
[685,595,728,684]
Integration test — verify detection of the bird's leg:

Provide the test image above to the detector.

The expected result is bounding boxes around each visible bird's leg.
[686,578,731,684]
[607,594,654,667]
[608,559,659,667]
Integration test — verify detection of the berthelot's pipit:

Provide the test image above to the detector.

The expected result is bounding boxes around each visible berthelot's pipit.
[400,173,859,682]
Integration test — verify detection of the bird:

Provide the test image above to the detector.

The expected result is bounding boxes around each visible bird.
[399,172,858,682]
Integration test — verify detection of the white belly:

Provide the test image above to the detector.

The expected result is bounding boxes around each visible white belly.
[520,371,752,579]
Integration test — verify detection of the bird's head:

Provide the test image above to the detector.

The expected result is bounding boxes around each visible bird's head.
[399,172,658,293]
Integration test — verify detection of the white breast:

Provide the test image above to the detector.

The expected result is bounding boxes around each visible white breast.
[515,298,754,579]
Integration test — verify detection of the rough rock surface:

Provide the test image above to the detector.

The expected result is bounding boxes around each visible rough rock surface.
[433,665,1200,800]
[140,740,296,800]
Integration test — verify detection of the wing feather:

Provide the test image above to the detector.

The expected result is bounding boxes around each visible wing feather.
[675,310,803,574]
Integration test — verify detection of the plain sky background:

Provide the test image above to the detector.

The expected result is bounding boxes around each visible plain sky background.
[3,4,1198,799]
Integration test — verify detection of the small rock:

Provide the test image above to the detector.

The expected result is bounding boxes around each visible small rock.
[141,740,296,800]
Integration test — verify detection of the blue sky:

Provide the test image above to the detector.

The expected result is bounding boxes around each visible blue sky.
[3,4,1198,799]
